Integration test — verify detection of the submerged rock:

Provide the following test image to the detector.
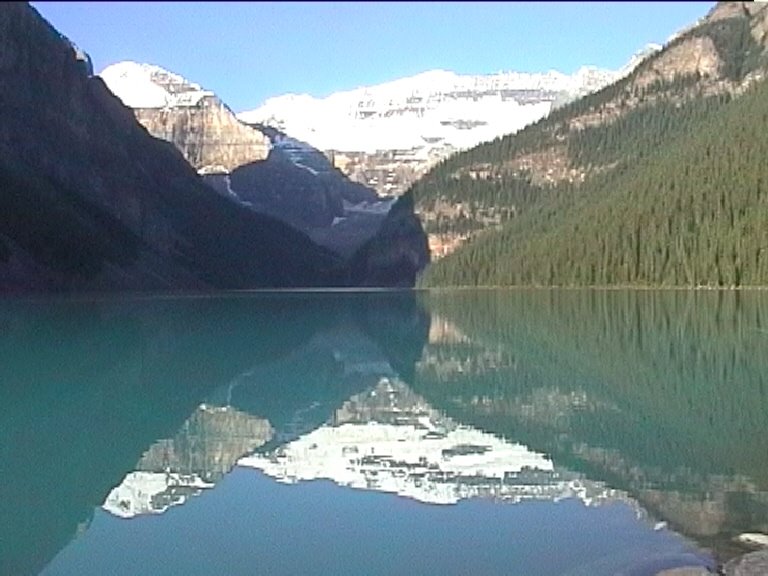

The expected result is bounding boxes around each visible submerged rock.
[724,550,768,576]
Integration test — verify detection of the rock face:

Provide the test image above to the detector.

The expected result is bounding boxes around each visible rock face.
[630,2,768,93]
[103,404,274,518]
[101,61,270,173]
[228,126,378,230]
[0,3,345,292]
[63,36,93,76]
[631,36,721,91]
[724,550,768,576]
[630,1,768,101]
[133,100,269,173]
[136,405,274,483]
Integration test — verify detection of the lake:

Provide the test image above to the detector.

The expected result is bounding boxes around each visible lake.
[3,289,767,575]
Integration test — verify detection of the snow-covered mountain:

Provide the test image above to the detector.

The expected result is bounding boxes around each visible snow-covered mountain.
[235,47,660,194]
[103,404,274,519]
[99,61,271,173]
[238,50,660,157]
[103,470,214,518]
[101,377,637,517]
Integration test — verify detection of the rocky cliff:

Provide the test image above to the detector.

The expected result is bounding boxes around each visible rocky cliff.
[228,126,376,230]
[133,100,269,173]
[136,405,274,483]
[0,3,345,292]
[101,61,270,173]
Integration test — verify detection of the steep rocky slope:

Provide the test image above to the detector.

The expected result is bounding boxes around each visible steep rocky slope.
[226,126,390,258]
[0,2,347,292]
[101,61,270,173]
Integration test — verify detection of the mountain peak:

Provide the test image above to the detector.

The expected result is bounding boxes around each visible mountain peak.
[100,61,213,108]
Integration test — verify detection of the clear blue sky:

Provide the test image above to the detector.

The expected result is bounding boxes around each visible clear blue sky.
[31,1,714,112]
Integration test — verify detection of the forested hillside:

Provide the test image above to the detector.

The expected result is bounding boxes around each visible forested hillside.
[422,78,768,287]
[414,1,768,286]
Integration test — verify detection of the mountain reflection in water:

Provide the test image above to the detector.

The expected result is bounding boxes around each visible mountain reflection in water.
[2,291,427,576]
[239,378,628,509]
[6,290,767,575]
[412,290,768,561]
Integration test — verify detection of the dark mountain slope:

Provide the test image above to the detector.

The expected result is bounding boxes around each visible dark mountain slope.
[349,191,430,288]
[0,3,345,292]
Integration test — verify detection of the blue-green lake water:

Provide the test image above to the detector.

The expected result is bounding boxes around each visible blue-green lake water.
[3,289,767,575]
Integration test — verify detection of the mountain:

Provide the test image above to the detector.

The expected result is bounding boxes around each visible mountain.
[349,191,430,287]
[224,125,394,259]
[103,404,274,518]
[416,1,768,285]
[99,62,430,276]
[100,61,270,173]
[237,53,659,196]
[0,2,349,292]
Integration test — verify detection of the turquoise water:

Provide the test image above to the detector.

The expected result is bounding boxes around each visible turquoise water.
[4,290,767,575]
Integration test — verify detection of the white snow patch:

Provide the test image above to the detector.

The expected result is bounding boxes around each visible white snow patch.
[102,471,214,518]
[343,198,396,215]
[99,61,213,109]
[293,162,318,176]
[239,422,561,505]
